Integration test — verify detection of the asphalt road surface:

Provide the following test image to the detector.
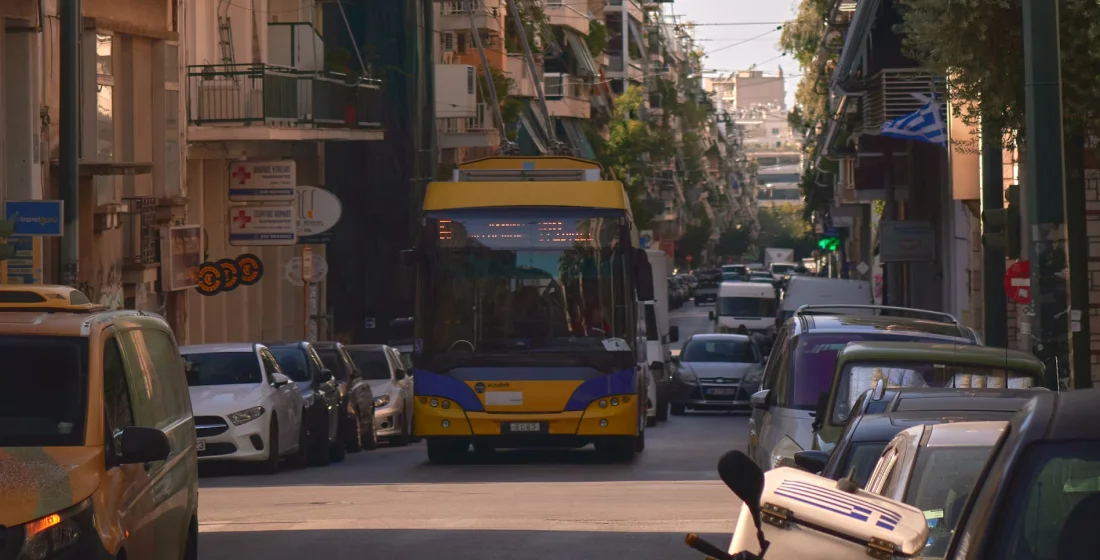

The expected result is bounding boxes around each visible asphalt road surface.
[198,304,748,559]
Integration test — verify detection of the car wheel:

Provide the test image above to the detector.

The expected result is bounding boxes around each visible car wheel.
[646,413,658,428]
[671,403,687,416]
[308,411,331,467]
[184,517,198,560]
[634,423,646,452]
[345,408,363,454]
[390,413,410,447]
[261,416,280,475]
[288,413,309,468]
[656,394,669,422]
[361,411,379,451]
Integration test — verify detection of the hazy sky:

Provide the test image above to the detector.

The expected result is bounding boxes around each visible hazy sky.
[670,0,800,108]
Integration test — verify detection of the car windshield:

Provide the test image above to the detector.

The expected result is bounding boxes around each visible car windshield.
[833,362,1039,424]
[315,349,348,381]
[183,352,262,386]
[681,338,758,363]
[838,441,890,487]
[906,446,997,557]
[345,349,393,381]
[419,208,634,372]
[788,333,964,411]
[269,347,312,382]
[717,296,777,318]
[721,273,742,281]
[0,336,88,447]
[992,442,1100,559]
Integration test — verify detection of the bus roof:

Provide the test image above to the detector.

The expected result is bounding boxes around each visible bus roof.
[457,156,603,171]
[423,180,630,211]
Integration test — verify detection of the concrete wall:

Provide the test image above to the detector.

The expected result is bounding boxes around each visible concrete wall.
[181,154,326,345]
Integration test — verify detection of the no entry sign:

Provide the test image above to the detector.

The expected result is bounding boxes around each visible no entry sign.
[1005,260,1031,304]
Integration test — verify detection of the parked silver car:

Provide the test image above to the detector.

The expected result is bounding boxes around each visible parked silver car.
[344,344,417,446]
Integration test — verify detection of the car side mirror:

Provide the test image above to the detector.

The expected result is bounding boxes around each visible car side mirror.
[750,389,773,410]
[811,392,829,431]
[318,369,334,383]
[708,311,715,321]
[668,325,679,344]
[395,369,407,380]
[271,373,291,388]
[118,426,170,464]
[794,450,829,474]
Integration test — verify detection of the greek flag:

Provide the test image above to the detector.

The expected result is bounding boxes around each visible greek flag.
[880,98,947,147]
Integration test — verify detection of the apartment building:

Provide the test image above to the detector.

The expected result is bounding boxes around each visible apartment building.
[0,0,184,326]
[181,0,385,344]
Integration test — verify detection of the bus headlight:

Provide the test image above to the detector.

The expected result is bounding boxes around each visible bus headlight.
[21,498,92,559]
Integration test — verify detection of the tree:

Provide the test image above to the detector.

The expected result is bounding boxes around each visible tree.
[716,226,753,259]
[677,215,713,267]
[755,205,818,260]
[894,0,1100,140]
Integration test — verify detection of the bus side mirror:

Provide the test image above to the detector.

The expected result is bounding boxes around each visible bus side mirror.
[633,249,655,301]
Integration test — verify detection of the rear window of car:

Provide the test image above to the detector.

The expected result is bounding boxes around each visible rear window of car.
[786,333,959,410]
[840,441,890,487]
[315,349,348,381]
[346,349,393,380]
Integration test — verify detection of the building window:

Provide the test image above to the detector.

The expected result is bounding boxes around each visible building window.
[95,33,115,198]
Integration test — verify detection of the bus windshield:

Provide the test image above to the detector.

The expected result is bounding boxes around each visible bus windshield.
[420,208,633,372]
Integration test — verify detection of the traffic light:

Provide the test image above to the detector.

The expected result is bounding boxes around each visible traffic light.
[818,236,840,252]
[981,184,1021,259]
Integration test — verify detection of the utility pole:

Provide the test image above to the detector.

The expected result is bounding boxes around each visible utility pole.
[1021,0,1069,389]
[60,0,81,286]
[980,114,1008,347]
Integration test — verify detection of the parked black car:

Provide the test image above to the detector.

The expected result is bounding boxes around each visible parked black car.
[264,341,344,465]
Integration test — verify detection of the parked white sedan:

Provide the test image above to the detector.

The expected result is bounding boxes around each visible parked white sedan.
[344,344,415,446]
[182,343,308,473]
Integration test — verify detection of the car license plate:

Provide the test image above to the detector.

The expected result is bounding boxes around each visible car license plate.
[196,440,206,452]
[503,422,545,434]
[707,388,737,396]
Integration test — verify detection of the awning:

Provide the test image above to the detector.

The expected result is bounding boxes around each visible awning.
[628,19,647,62]
[560,118,596,160]
[564,30,599,78]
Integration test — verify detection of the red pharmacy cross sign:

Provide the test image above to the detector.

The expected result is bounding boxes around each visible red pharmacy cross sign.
[1005,260,1031,305]
[233,209,252,230]
[232,166,252,185]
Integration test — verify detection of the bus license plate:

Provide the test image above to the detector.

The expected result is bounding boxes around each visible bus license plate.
[503,422,545,434]
[196,440,206,452]
[707,388,737,396]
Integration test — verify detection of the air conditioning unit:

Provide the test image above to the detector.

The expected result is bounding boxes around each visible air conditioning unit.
[435,63,477,118]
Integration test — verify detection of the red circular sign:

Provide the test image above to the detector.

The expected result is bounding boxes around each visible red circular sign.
[686,255,693,262]
[1005,260,1031,304]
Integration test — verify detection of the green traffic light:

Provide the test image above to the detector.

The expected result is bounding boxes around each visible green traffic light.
[818,237,839,251]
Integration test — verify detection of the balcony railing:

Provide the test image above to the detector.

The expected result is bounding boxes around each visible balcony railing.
[438,103,499,149]
[438,0,503,34]
[545,73,586,99]
[187,64,382,130]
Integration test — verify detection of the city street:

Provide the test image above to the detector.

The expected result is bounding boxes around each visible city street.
[197,306,749,559]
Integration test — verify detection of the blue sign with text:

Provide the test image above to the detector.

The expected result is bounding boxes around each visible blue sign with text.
[5,200,63,237]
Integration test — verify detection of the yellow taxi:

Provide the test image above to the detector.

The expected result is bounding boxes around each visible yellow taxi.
[0,285,198,559]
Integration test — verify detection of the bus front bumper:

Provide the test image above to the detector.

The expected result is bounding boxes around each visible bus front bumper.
[412,396,640,441]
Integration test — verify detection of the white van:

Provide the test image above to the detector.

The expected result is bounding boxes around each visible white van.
[709,282,777,335]
[779,276,873,325]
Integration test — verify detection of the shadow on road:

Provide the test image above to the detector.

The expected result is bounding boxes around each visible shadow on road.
[199,528,731,560]
[198,413,748,488]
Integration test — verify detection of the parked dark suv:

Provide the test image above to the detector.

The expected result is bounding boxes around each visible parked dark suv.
[313,341,379,452]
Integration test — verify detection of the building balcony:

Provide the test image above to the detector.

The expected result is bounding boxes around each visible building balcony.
[505,54,538,98]
[438,0,503,35]
[438,103,500,149]
[607,54,645,82]
[545,0,590,36]
[604,0,644,23]
[544,73,591,119]
[186,64,383,142]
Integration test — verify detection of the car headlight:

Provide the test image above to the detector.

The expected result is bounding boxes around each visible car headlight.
[770,435,803,470]
[374,394,391,408]
[20,498,92,560]
[676,369,696,381]
[227,406,266,426]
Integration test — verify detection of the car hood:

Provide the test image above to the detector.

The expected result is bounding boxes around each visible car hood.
[680,362,762,379]
[189,384,267,414]
[0,447,102,527]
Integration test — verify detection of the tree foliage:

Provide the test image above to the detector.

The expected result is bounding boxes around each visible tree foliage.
[755,205,818,260]
[586,20,610,56]
[895,0,1100,139]
[779,0,836,134]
